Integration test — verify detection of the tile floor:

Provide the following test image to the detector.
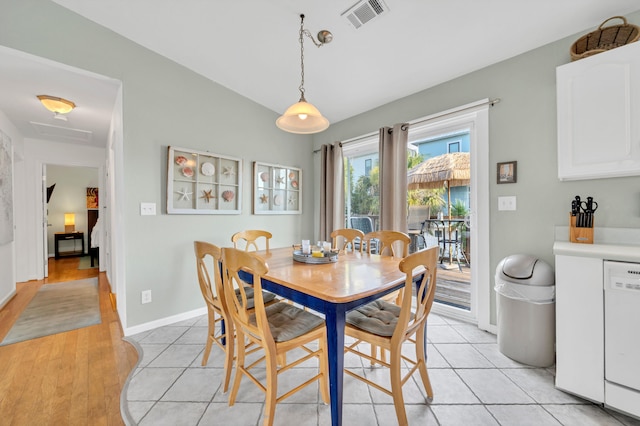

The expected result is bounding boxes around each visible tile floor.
[122,313,640,426]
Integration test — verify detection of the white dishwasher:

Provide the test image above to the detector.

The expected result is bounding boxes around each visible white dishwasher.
[604,260,640,418]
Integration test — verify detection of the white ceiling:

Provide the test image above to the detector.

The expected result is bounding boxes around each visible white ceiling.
[2,0,639,147]
[0,46,121,148]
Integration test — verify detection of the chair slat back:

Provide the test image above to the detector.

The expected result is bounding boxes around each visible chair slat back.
[395,246,438,342]
[194,241,222,309]
[231,229,272,252]
[330,228,364,253]
[363,230,410,257]
[221,247,272,344]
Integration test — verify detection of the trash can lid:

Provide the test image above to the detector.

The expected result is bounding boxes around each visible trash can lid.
[496,254,555,286]
[502,254,538,279]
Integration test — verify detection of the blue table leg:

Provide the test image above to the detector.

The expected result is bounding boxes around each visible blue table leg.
[220,318,226,346]
[325,304,346,426]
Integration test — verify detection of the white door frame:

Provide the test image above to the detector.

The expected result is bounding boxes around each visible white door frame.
[408,100,491,332]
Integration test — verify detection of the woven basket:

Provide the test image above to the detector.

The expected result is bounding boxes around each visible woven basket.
[570,16,640,61]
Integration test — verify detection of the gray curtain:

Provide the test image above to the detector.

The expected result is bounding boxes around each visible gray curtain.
[319,142,344,241]
[379,123,409,232]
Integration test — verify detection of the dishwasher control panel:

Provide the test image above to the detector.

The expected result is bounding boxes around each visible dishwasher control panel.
[610,276,640,292]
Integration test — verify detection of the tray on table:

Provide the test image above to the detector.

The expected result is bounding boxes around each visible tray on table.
[293,249,339,264]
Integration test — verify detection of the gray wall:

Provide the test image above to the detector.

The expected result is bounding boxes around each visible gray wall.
[1,0,315,328]
[313,9,640,323]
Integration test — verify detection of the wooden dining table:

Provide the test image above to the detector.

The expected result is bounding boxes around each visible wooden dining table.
[244,246,413,426]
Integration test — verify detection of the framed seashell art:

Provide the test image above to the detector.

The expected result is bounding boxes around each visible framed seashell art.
[253,161,301,215]
[167,146,242,214]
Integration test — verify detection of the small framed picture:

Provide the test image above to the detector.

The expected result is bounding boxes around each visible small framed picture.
[497,161,517,184]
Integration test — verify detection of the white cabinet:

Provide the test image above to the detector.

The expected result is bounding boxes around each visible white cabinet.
[557,42,640,180]
[554,254,604,402]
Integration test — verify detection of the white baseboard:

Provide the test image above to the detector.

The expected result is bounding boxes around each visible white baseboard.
[123,306,207,336]
[0,289,16,310]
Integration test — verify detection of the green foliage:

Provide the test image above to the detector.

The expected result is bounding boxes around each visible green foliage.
[407,151,424,169]
[407,188,446,209]
[451,199,469,217]
[351,174,379,215]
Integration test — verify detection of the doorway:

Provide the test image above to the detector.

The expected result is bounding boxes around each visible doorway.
[408,100,491,330]
[1,46,126,329]
[44,164,100,278]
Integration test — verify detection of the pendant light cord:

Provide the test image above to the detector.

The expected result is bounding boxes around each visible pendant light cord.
[298,15,306,102]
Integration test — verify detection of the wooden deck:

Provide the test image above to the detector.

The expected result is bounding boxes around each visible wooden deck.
[435,263,471,310]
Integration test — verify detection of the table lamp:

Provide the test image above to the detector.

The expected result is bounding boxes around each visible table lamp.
[64,213,75,233]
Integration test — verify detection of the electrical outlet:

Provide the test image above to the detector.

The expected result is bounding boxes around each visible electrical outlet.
[498,196,517,211]
[141,290,152,304]
[140,202,156,216]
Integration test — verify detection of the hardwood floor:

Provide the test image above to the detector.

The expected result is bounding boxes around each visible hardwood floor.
[0,257,138,425]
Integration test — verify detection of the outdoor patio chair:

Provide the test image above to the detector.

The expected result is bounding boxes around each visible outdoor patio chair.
[349,216,377,253]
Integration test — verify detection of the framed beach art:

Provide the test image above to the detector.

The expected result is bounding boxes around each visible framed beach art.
[167,146,242,214]
[253,161,301,214]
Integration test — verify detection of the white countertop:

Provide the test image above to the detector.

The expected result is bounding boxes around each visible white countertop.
[553,226,640,263]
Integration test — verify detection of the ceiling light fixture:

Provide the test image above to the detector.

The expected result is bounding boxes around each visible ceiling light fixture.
[276,14,332,134]
[37,95,76,114]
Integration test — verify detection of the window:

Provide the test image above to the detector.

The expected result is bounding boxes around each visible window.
[448,141,461,153]
[342,136,379,231]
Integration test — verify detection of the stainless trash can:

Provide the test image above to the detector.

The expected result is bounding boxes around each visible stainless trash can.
[495,254,555,367]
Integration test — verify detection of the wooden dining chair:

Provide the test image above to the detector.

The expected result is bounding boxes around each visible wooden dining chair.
[221,247,329,426]
[362,230,410,257]
[330,228,364,253]
[193,241,276,392]
[344,246,439,426]
[231,229,272,252]
[361,230,412,361]
[363,230,411,303]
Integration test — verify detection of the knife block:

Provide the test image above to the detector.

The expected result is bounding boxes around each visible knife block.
[569,214,594,244]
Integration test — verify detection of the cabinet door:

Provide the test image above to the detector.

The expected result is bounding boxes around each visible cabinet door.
[555,255,604,402]
[557,42,640,180]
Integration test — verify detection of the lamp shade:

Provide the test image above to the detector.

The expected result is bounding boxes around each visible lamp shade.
[276,100,330,134]
[64,213,76,233]
[37,95,76,114]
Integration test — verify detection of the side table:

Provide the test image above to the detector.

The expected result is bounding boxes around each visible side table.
[54,232,85,259]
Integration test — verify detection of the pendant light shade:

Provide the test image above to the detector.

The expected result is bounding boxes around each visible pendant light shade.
[276,99,330,134]
[276,14,332,135]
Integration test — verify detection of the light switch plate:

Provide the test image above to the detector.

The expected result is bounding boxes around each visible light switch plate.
[140,202,156,216]
[498,196,517,211]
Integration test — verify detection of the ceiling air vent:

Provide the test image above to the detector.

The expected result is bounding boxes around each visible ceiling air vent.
[341,0,389,29]
[30,121,93,142]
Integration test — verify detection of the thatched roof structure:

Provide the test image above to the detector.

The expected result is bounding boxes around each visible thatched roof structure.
[407,152,470,190]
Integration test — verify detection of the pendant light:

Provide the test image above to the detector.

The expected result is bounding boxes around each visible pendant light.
[276,14,332,134]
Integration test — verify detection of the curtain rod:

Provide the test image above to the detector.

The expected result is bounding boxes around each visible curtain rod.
[408,98,500,128]
[313,98,500,153]
[313,132,376,154]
